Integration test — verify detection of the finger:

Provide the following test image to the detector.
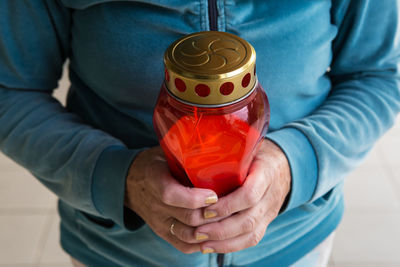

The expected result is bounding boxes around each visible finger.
[195,183,284,243]
[199,223,267,254]
[159,173,218,209]
[169,219,205,244]
[194,208,258,241]
[168,206,227,227]
[167,233,202,254]
[203,161,270,218]
[157,218,201,254]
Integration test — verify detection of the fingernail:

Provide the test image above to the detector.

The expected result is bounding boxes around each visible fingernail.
[204,210,217,219]
[205,194,218,204]
[195,233,209,241]
[202,247,215,254]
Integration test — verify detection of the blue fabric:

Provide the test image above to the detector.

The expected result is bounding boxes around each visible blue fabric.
[91,146,142,227]
[0,0,399,266]
[267,128,318,211]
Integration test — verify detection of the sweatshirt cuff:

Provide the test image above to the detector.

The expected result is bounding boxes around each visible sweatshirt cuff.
[266,127,318,212]
[91,145,145,229]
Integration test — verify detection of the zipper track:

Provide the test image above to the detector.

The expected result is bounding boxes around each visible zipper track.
[217,253,224,267]
[208,1,222,265]
[208,0,218,31]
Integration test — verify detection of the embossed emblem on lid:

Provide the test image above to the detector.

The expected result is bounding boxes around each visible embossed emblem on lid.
[164,31,256,106]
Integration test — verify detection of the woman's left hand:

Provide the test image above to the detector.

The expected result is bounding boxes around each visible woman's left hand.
[193,139,291,254]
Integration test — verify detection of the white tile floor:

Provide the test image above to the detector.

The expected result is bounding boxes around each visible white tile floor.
[0,68,399,267]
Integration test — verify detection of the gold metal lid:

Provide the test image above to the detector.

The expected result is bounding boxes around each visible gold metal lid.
[164,31,256,106]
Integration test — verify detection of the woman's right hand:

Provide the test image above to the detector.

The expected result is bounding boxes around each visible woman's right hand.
[124,146,219,253]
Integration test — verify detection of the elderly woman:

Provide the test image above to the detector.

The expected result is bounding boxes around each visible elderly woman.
[0,1,399,266]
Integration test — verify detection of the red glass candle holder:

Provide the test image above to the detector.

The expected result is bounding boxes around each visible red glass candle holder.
[153,31,270,196]
[154,82,269,196]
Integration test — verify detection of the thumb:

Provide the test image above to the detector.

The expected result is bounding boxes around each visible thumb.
[159,174,218,209]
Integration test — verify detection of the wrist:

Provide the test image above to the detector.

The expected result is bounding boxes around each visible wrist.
[259,139,292,204]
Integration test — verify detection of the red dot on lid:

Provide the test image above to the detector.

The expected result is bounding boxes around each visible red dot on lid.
[195,84,210,97]
[220,82,234,95]
[254,65,256,76]
[175,78,186,92]
[242,73,251,88]
[165,68,170,82]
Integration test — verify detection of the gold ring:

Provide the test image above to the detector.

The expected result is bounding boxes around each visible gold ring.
[170,220,176,236]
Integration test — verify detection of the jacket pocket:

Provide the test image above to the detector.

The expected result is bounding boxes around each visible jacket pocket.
[75,210,120,233]
[299,187,337,213]
[77,210,116,229]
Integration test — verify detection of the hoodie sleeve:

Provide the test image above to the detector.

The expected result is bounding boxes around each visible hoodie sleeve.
[0,0,142,228]
[267,0,400,211]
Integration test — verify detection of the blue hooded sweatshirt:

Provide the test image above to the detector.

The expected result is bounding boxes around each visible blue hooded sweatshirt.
[0,0,399,266]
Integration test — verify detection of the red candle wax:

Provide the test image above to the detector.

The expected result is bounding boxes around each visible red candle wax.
[160,113,261,196]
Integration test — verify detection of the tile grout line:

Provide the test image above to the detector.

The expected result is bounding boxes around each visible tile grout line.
[376,145,400,203]
[31,212,55,267]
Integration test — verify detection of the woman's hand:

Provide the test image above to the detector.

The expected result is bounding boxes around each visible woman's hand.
[193,139,291,254]
[124,146,220,254]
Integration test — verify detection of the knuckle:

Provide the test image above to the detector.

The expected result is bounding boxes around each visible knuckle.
[242,216,257,233]
[213,226,227,241]
[265,211,277,223]
[245,187,262,206]
[184,188,201,209]
[182,210,198,226]
[272,207,280,218]
[160,186,173,205]
[249,231,264,247]
[249,237,259,247]
[218,201,232,217]
[178,228,192,243]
